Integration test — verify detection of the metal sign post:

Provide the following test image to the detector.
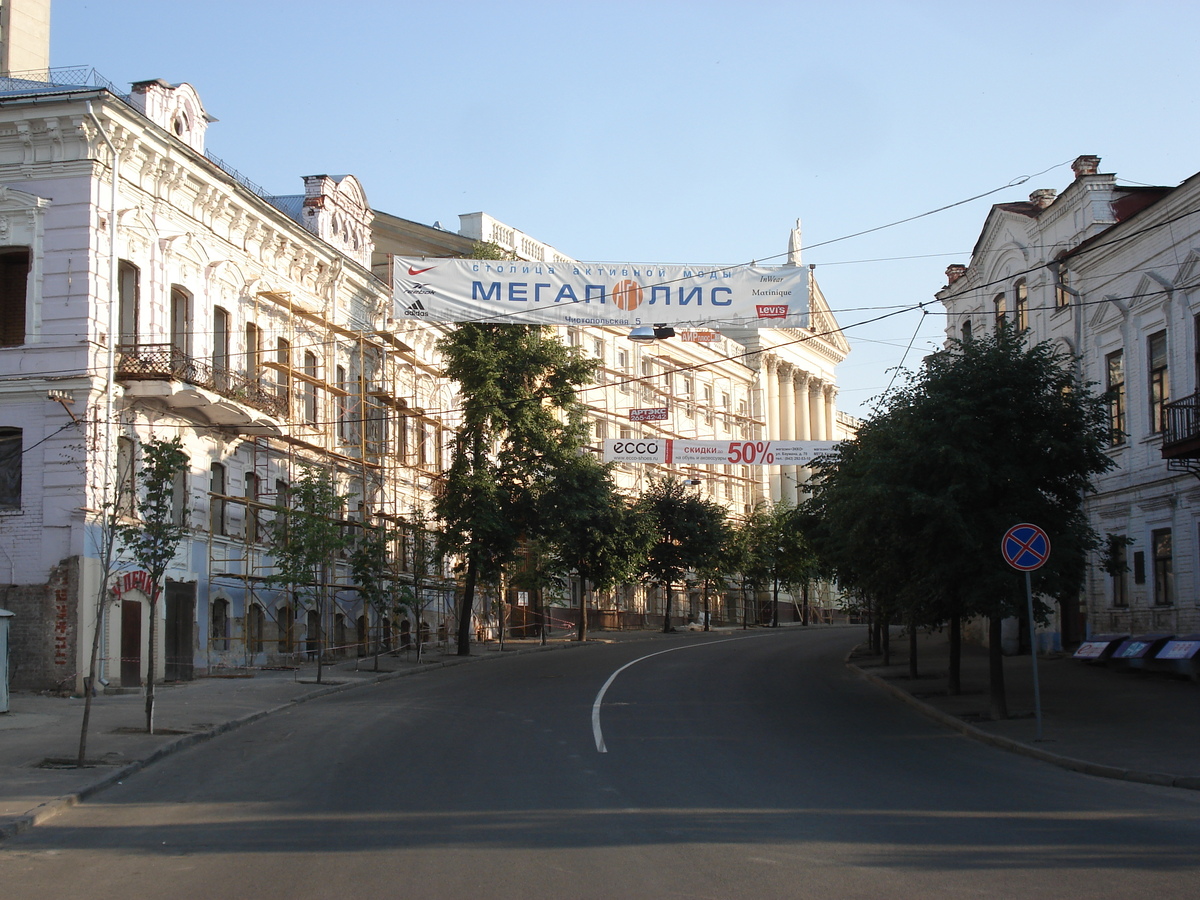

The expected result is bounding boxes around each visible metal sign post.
[1001,523,1050,740]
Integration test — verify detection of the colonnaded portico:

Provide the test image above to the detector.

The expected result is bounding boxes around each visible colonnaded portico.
[763,355,839,505]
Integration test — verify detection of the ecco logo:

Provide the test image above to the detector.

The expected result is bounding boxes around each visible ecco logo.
[612,441,660,455]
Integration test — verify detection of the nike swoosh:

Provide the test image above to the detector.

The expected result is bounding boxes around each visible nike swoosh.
[408,265,436,276]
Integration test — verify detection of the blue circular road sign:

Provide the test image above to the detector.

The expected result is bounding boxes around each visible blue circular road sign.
[1002,523,1051,571]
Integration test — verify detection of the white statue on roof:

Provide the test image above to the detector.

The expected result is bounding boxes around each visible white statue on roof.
[787,218,802,267]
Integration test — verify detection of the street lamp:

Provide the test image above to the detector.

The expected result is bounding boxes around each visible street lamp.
[627,324,676,342]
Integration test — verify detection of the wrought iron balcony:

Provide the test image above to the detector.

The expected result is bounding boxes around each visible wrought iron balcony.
[116,343,288,420]
[1162,392,1200,466]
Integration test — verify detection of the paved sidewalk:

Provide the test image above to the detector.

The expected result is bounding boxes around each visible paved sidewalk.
[848,629,1200,790]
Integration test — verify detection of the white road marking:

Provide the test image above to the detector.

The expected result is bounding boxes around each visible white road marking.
[592,635,761,753]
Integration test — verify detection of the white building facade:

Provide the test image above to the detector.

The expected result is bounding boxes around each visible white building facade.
[937,155,1200,645]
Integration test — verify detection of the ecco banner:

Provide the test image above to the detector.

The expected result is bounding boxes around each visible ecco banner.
[394,257,810,328]
[603,439,839,466]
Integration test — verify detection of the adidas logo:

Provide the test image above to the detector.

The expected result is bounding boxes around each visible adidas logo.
[402,298,429,318]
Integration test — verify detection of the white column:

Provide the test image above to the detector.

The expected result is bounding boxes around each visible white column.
[825,384,838,441]
[778,364,796,506]
[765,357,781,503]
[794,371,811,497]
[811,379,827,442]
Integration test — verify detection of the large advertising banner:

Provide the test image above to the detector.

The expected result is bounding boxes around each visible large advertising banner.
[393,257,810,328]
[603,439,840,466]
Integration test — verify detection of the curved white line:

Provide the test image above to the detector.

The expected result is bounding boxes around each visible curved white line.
[592,637,750,753]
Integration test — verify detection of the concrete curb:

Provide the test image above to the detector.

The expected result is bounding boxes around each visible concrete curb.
[0,637,595,840]
[846,650,1200,792]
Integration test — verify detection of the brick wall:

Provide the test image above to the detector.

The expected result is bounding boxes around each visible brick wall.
[0,556,79,692]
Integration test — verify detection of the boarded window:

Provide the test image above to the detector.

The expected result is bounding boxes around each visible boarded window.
[0,248,30,347]
[0,426,21,509]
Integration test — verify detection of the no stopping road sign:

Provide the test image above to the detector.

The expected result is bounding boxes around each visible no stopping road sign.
[1002,523,1050,571]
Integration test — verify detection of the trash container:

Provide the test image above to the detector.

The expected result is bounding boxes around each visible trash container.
[0,608,13,713]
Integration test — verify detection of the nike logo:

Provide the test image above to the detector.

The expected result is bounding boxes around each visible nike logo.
[408,265,436,276]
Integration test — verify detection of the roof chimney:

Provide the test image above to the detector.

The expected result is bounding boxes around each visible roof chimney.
[1071,155,1101,179]
[945,264,967,285]
[1029,189,1057,210]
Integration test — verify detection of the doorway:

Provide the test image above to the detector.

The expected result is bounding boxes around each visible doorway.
[165,581,195,681]
[120,600,142,687]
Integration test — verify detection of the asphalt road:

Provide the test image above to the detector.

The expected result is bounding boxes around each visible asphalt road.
[1,627,1198,899]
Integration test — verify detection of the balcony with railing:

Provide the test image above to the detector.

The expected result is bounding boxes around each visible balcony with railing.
[116,344,287,431]
[1161,392,1200,473]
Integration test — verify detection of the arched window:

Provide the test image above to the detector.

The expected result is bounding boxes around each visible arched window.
[247,604,265,654]
[211,598,230,651]
[277,603,294,652]
[961,319,973,342]
[994,293,1006,327]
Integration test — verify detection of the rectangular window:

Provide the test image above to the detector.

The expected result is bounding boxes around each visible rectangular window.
[595,419,608,440]
[245,471,259,543]
[118,261,140,346]
[1111,535,1128,608]
[245,323,260,382]
[171,467,187,528]
[210,463,226,536]
[994,293,1006,328]
[116,436,136,518]
[1152,528,1173,606]
[1133,550,1146,585]
[1149,330,1169,433]
[303,351,318,425]
[276,338,291,410]
[170,286,190,357]
[213,307,230,391]
[0,426,21,509]
[0,248,29,347]
[1106,349,1126,445]
[1054,262,1071,308]
[1014,280,1028,331]
[336,365,349,442]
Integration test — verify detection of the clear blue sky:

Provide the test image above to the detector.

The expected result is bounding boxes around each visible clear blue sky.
[52,0,1200,418]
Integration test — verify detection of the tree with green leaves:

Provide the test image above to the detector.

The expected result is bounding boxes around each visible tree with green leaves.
[77,428,137,764]
[115,435,189,735]
[350,519,398,672]
[268,463,349,684]
[805,325,1114,716]
[539,454,653,640]
[634,476,730,633]
[435,322,595,655]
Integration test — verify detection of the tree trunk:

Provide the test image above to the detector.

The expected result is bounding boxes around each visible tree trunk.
[881,613,891,667]
[145,589,158,735]
[78,594,108,765]
[908,616,919,680]
[741,579,749,630]
[771,576,779,628]
[576,575,587,642]
[535,584,546,646]
[801,581,810,626]
[948,612,961,696]
[456,553,478,656]
[988,615,1008,720]
[498,571,507,652]
[661,581,672,633]
[702,579,710,631]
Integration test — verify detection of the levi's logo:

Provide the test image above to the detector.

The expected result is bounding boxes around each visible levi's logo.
[756,304,789,318]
